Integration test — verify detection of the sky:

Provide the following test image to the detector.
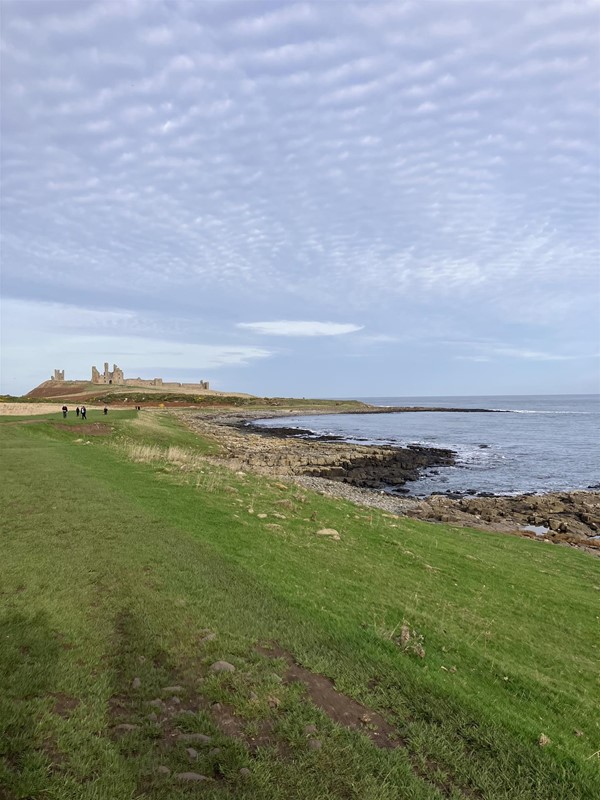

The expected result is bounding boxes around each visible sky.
[1,0,599,397]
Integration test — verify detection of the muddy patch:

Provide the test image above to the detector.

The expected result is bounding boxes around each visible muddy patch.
[49,692,80,719]
[256,644,400,749]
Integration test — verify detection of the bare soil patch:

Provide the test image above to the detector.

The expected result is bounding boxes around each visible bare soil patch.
[49,692,80,719]
[256,644,400,749]
[210,701,277,753]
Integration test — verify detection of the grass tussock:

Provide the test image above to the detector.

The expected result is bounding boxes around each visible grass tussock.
[121,441,204,469]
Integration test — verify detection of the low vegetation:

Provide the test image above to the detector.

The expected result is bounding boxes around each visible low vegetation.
[1,410,598,799]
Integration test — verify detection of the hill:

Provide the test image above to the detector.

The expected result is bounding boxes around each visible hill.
[25,379,255,403]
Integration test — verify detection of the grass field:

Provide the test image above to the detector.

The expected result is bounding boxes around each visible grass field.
[1,410,599,799]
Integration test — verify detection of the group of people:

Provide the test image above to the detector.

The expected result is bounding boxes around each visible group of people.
[61,405,108,419]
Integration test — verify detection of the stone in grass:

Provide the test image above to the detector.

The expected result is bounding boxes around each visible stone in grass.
[304,724,317,735]
[239,767,251,779]
[131,677,141,689]
[316,528,341,540]
[308,739,322,750]
[157,765,171,776]
[162,685,184,693]
[113,723,139,733]
[209,747,222,757]
[186,747,198,761]
[210,660,236,673]
[175,772,208,782]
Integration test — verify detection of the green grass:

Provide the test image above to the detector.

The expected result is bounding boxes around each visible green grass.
[1,412,599,799]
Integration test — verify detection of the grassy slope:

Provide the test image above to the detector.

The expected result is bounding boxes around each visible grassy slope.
[1,411,599,800]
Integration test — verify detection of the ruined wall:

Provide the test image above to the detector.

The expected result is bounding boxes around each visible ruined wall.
[124,378,209,390]
[90,362,208,390]
[52,369,65,382]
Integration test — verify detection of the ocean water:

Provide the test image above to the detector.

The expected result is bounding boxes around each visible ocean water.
[254,395,600,496]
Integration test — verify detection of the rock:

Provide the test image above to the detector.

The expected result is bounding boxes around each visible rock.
[199,632,216,643]
[175,772,208,782]
[186,747,198,761]
[210,660,235,673]
[148,699,164,708]
[257,513,267,519]
[162,685,184,693]
[157,765,171,776]
[170,696,181,705]
[209,747,222,756]
[239,767,251,778]
[178,733,212,743]
[114,723,139,733]
[316,528,340,540]
[308,738,322,750]
[304,724,317,735]
[147,712,158,722]
[131,677,141,689]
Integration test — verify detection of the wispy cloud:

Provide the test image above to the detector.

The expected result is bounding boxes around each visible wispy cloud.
[237,321,363,337]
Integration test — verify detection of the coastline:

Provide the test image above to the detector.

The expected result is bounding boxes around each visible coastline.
[176,408,600,553]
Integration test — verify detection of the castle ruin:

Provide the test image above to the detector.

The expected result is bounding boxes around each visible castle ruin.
[91,362,125,385]
[49,362,209,391]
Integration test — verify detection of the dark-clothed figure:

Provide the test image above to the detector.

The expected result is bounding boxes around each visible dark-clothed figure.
[62,405,68,418]
[103,407,108,415]
[76,407,80,417]
[81,406,87,420]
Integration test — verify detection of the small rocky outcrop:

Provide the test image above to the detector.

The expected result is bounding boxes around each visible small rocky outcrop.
[407,491,600,549]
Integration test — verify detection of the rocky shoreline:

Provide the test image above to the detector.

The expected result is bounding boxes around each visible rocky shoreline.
[175,409,600,554]
[179,410,455,491]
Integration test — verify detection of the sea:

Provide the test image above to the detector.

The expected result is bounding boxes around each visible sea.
[254,395,600,497]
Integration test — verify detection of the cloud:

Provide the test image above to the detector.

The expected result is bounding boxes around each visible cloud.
[237,321,364,337]
[0,0,598,395]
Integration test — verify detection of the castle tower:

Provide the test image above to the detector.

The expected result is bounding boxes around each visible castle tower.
[52,369,64,382]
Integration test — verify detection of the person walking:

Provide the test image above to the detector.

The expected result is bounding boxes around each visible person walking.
[103,406,108,415]
[62,405,68,418]
[76,406,80,417]
[81,406,87,420]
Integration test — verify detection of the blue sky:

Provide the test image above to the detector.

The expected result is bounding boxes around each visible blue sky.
[1,0,599,397]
